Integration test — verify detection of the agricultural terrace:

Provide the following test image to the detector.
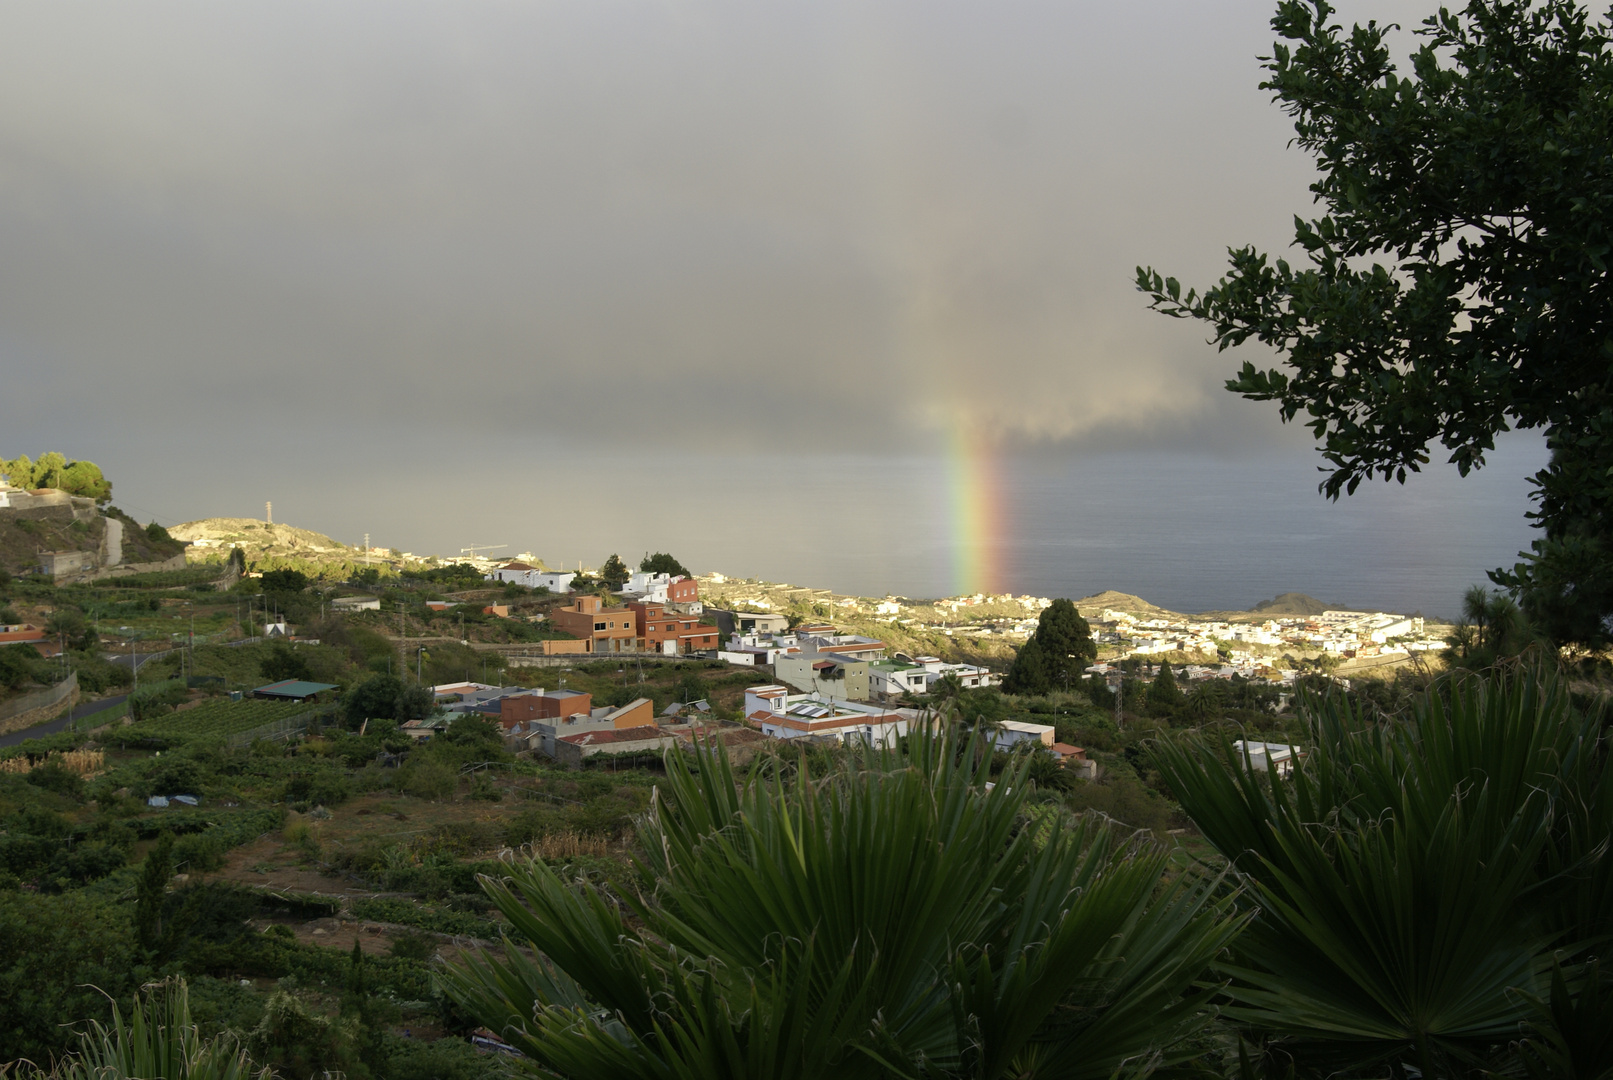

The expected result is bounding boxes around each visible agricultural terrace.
[126,699,322,746]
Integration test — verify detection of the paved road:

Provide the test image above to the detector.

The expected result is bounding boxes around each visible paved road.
[0,692,131,750]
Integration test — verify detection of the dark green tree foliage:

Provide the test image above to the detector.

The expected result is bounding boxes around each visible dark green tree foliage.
[248,991,367,1080]
[639,552,691,577]
[675,672,706,705]
[599,553,630,590]
[0,892,136,1063]
[259,642,313,684]
[136,832,174,952]
[1444,584,1540,669]
[438,715,506,759]
[345,677,416,728]
[1139,0,1613,647]
[1005,599,1098,695]
[1002,636,1051,695]
[0,453,112,502]
[45,608,98,652]
[129,679,189,722]
[259,569,309,593]
[0,642,49,690]
[1147,661,1185,715]
[396,684,434,721]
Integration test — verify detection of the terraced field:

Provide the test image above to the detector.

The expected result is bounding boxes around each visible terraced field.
[136,698,316,743]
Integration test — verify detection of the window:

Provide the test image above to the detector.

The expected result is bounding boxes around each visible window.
[594,622,607,631]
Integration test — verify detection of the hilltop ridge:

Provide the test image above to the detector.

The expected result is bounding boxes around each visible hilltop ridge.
[1071,591,1186,620]
[172,517,351,555]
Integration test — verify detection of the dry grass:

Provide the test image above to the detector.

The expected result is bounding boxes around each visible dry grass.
[522,831,613,859]
[0,748,105,775]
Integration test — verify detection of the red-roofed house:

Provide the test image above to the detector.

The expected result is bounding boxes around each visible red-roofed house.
[553,723,681,764]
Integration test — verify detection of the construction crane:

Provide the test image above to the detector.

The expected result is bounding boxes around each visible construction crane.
[460,544,508,560]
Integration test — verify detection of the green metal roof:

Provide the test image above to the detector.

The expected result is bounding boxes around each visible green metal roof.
[254,679,339,698]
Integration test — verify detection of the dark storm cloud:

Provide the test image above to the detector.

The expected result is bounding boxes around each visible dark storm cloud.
[0,0,1439,495]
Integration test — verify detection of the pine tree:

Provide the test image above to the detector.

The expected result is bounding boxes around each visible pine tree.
[600,554,630,590]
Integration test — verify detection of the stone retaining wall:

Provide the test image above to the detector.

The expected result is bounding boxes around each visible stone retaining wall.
[0,673,79,737]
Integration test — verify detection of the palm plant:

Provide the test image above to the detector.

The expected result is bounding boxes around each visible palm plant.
[1152,669,1612,1078]
[18,978,272,1080]
[443,730,1245,1080]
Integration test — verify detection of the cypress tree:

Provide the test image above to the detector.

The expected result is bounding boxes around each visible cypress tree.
[135,832,174,952]
[1031,600,1098,689]
[1147,661,1184,716]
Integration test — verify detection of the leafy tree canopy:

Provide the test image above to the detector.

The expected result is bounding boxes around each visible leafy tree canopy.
[1139,0,1613,646]
[345,672,405,723]
[260,569,310,593]
[0,453,112,503]
[259,642,313,684]
[599,553,630,590]
[639,551,691,577]
[1002,635,1051,696]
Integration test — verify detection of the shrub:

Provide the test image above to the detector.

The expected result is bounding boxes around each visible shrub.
[388,932,436,961]
[401,761,456,801]
[172,831,227,873]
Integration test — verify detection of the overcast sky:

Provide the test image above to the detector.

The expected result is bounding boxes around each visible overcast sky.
[0,0,1537,605]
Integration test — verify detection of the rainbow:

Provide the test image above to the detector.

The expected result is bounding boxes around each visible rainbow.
[946,419,1005,596]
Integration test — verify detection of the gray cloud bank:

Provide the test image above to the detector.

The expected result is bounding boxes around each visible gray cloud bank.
[0,1,1391,449]
[0,0,1518,605]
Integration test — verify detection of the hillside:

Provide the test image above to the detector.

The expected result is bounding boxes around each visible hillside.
[1071,590,1186,620]
[0,507,184,578]
[1250,592,1337,616]
[174,517,365,577]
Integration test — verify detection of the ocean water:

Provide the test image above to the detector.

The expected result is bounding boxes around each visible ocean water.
[697,433,1550,621]
[126,431,1549,624]
[922,436,1551,620]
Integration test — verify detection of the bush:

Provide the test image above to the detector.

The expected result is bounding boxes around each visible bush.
[1064,773,1173,833]
[383,1035,487,1080]
[388,932,436,961]
[350,898,500,939]
[0,891,137,1062]
[401,761,456,801]
[129,679,189,722]
[173,830,227,872]
[24,759,87,802]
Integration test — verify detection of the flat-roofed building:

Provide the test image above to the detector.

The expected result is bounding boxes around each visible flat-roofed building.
[549,595,642,653]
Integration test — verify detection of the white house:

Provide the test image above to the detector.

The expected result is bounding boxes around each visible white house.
[1232,740,1303,777]
[331,596,381,613]
[994,719,1055,752]
[867,656,997,701]
[743,684,921,748]
[487,562,576,593]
